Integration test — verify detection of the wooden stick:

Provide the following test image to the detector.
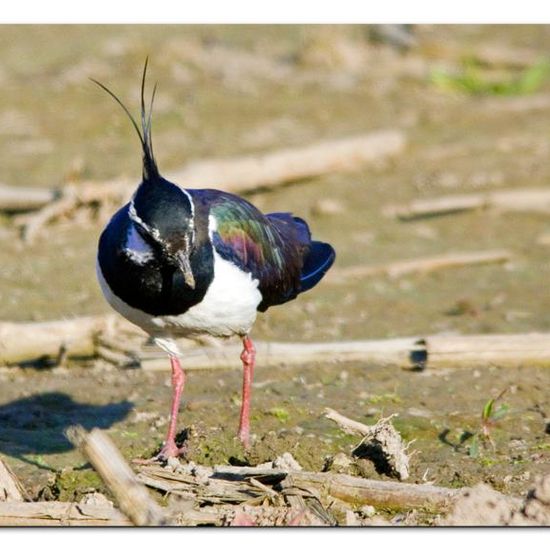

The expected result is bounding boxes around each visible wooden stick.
[385,188,550,220]
[0,129,406,226]
[139,337,421,371]
[0,314,139,365]
[96,344,139,368]
[0,315,110,364]
[288,472,460,511]
[143,332,550,371]
[323,408,372,436]
[213,465,289,478]
[9,130,405,242]
[170,506,226,526]
[168,130,406,192]
[4,311,550,370]
[422,333,550,367]
[136,465,270,506]
[327,249,513,281]
[18,187,79,243]
[397,332,550,369]
[0,184,57,213]
[0,501,131,526]
[0,459,25,502]
[207,465,461,512]
[12,180,135,244]
[66,426,165,526]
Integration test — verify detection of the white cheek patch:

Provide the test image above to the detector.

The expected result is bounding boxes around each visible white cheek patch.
[124,224,155,264]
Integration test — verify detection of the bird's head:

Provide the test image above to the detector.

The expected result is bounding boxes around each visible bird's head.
[93,58,196,289]
[129,176,196,289]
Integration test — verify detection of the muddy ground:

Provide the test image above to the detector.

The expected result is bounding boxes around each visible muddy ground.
[0,25,549,524]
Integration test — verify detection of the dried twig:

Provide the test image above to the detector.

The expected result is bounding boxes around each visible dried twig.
[136,464,269,506]
[1,130,406,240]
[173,332,550,370]
[385,188,550,220]
[138,338,421,371]
[286,471,459,511]
[0,458,25,502]
[0,184,57,213]
[0,501,131,526]
[323,408,372,436]
[66,426,165,526]
[0,314,141,365]
[4,315,550,370]
[17,187,79,243]
[170,506,226,526]
[327,249,513,281]
[189,464,461,512]
[168,129,406,192]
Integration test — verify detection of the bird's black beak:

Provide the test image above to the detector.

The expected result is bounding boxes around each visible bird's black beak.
[175,250,195,289]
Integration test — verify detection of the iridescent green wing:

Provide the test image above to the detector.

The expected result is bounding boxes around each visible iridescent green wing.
[205,190,305,308]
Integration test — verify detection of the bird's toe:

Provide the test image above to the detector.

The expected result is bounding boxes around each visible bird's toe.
[132,440,187,464]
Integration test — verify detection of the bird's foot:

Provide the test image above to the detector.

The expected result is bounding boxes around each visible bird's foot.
[132,440,187,465]
[237,427,251,450]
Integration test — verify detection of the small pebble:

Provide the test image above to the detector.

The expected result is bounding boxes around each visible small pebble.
[324,452,353,473]
[167,457,180,469]
[79,492,114,508]
[273,452,303,471]
[345,510,361,526]
[359,505,376,518]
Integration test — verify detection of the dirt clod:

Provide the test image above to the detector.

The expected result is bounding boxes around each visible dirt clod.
[442,474,550,526]
[273,452,303,471]
[352,415,410,480]
[441,484,519,526]
[323,452,354,474]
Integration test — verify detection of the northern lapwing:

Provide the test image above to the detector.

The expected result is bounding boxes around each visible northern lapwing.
[94,61,336,460]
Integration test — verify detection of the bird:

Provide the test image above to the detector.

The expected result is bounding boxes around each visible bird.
[94,61,336,460]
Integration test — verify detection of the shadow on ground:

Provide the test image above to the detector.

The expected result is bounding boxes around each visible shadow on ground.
[0,391,132,469]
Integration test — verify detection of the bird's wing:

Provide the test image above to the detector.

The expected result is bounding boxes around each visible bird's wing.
[210,195,292,274]
[201,190,306,309]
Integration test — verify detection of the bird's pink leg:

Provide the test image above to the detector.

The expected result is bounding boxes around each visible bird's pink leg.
[159,354,186,457]
[152,354,186,460]
[237,336,256,448]
[133,354,187,463]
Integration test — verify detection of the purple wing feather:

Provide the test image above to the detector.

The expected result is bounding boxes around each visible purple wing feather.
[190,189,334,311]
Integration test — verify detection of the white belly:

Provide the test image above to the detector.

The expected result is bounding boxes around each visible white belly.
[97,250,262,339]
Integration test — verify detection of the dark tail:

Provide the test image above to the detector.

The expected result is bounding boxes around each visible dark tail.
[284,214,335,291]
[300,241,335,292]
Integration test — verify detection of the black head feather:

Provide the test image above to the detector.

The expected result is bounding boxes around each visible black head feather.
[90,57,159,181]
